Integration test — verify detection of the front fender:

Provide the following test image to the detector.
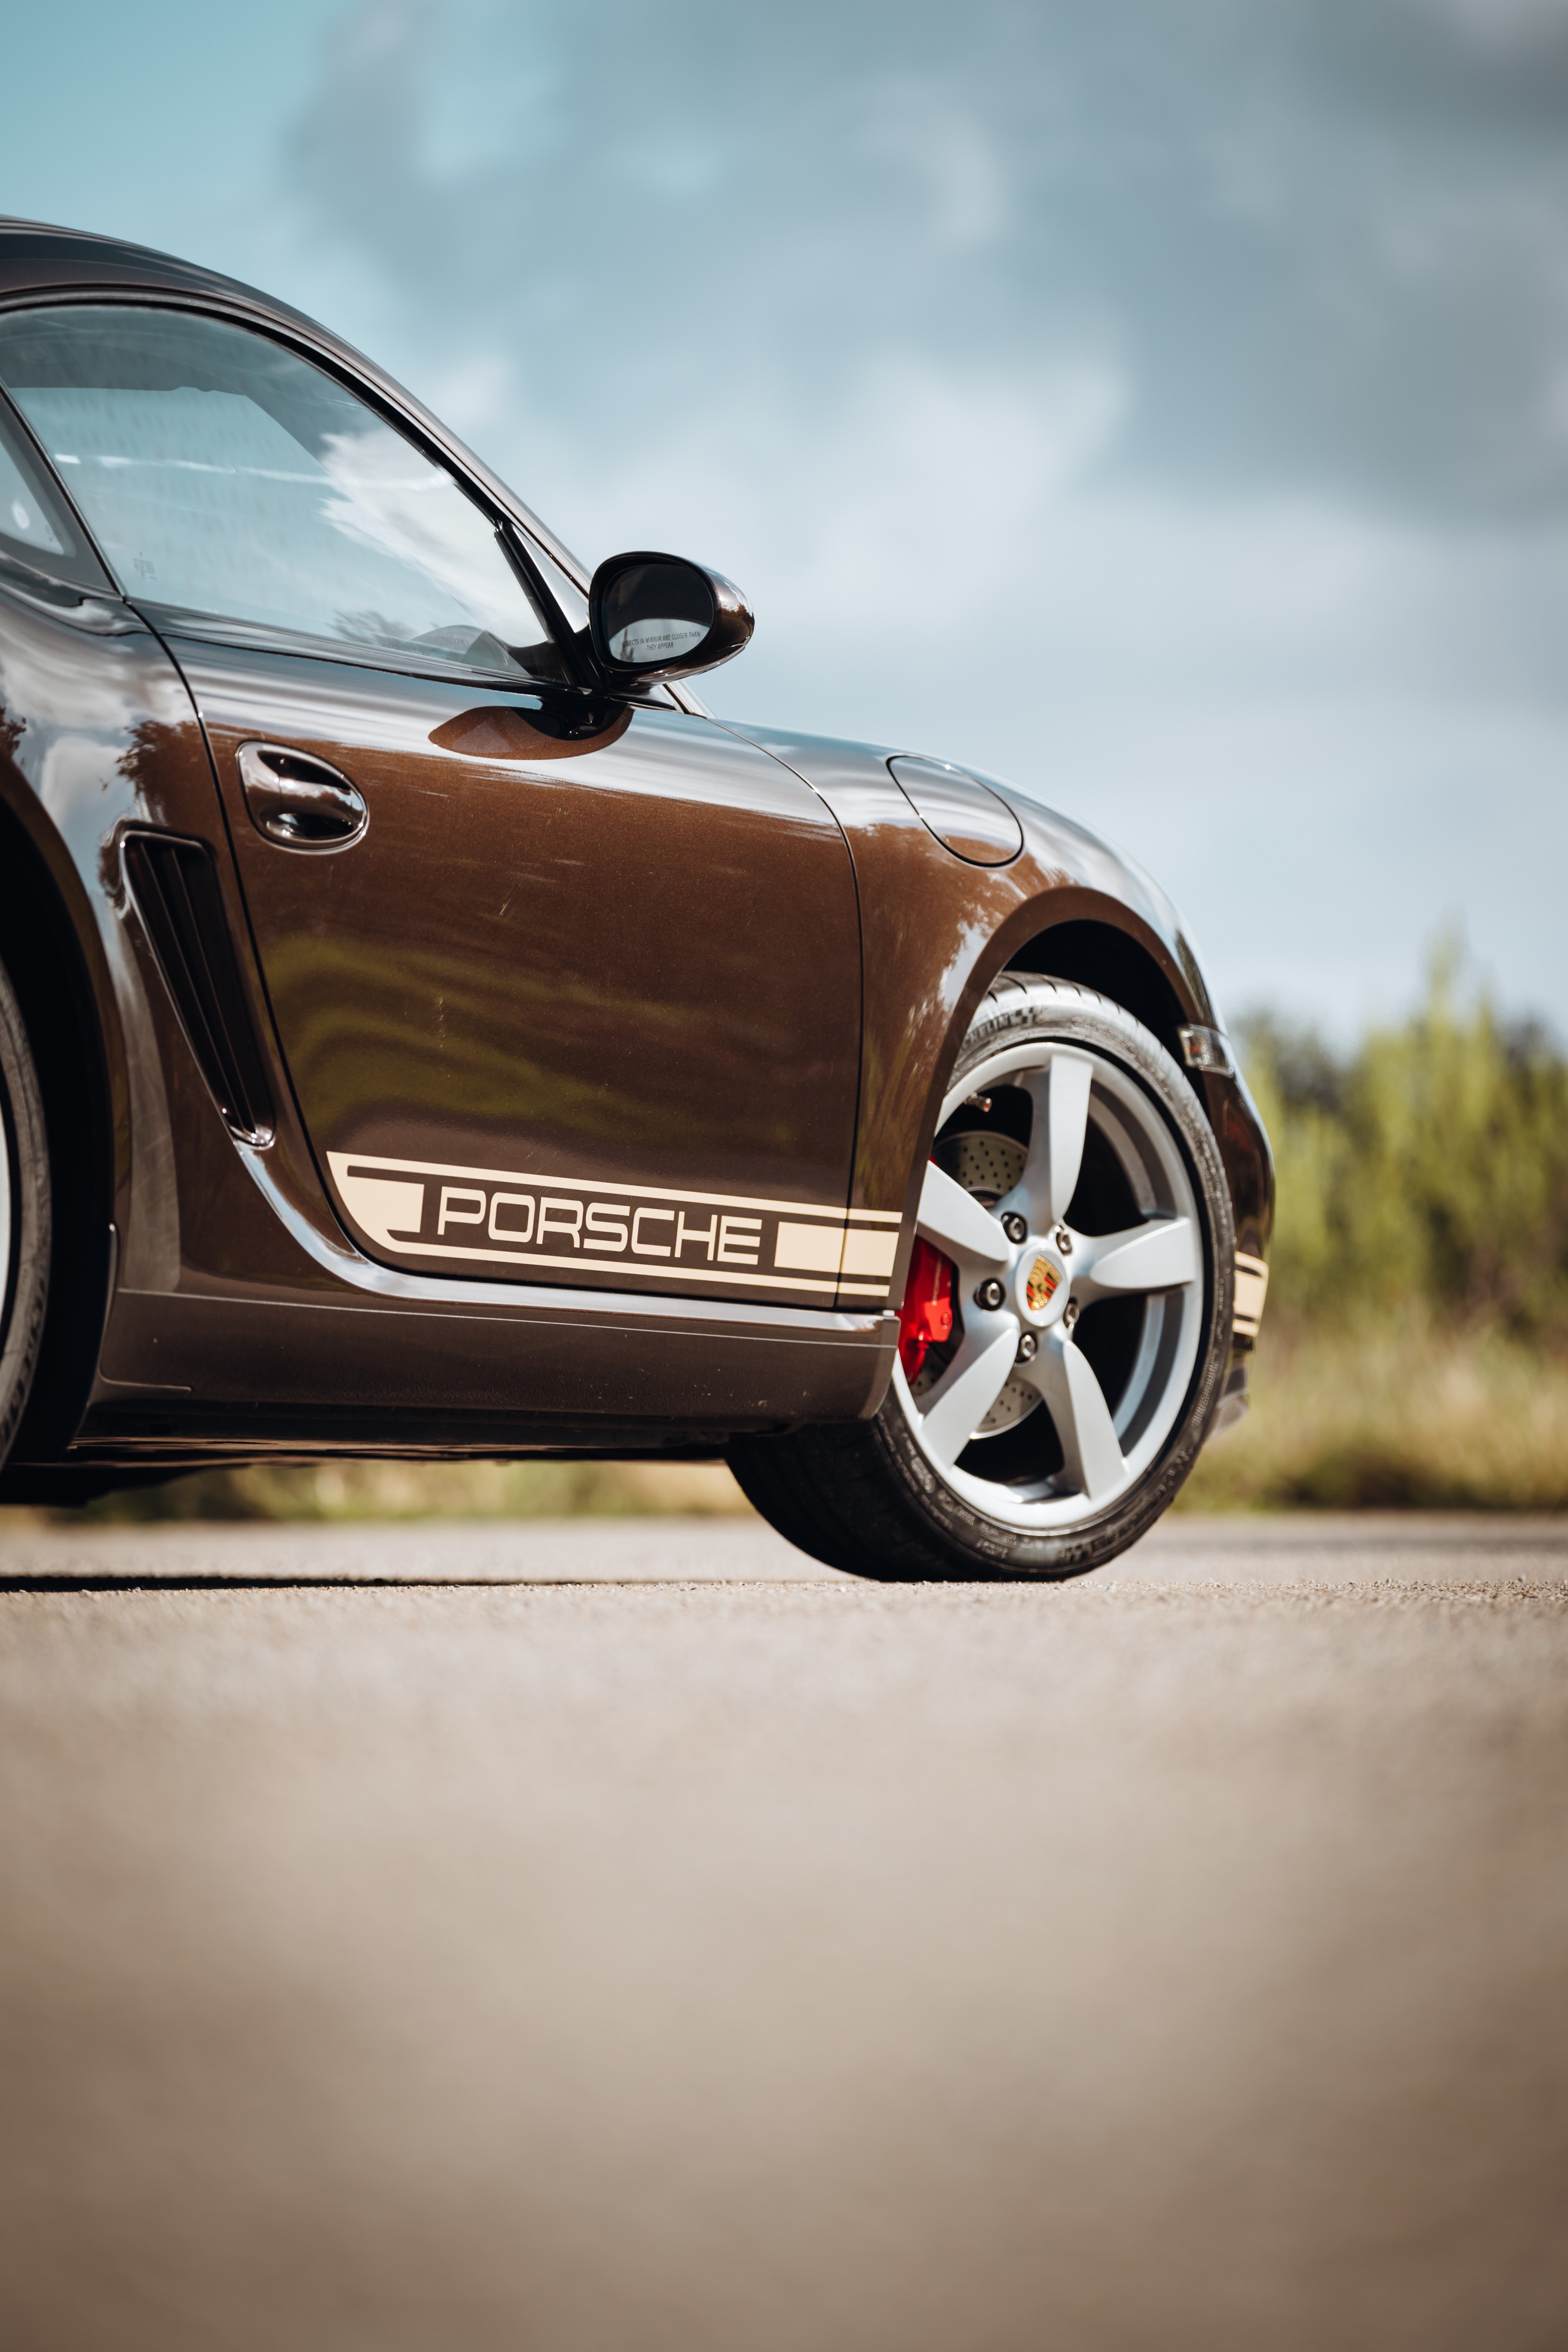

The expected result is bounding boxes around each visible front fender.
[723,721,1271,1309]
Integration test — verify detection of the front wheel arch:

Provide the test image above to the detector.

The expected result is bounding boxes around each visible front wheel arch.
[1006,918,1192,1086]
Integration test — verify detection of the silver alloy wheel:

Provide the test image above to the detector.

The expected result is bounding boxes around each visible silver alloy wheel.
[892,1037,1206,1532]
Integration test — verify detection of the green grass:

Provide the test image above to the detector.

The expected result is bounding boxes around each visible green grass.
[1181,1312,1568,1512]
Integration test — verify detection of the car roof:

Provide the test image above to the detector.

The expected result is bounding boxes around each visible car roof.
[0,218,590,589]
[0,216,330,338]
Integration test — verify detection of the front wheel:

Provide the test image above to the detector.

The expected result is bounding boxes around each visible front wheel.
[729,974,1235,1580]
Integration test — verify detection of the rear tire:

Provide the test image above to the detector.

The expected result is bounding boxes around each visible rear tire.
[730,975,1234,1581]
[0,953,50,1471]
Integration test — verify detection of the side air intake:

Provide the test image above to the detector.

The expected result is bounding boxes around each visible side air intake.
[122,833,276,1147]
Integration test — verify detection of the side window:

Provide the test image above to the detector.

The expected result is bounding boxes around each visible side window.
[0,389,108,591]
[0,305,562,686]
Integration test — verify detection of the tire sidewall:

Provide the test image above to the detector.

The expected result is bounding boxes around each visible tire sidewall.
[0,956,50,1469]
[874,977,1235,1578]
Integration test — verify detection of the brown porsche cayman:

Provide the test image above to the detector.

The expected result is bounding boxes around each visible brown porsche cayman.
[0,221,1272,1578]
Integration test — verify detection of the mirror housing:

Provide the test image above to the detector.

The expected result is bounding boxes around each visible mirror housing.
[587,551,754,684]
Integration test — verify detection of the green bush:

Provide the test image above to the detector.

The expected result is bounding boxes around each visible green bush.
[1179,947,1568,1513]
[1241,944,1568,1341]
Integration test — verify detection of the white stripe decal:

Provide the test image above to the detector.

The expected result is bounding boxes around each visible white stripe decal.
[774,1221,845,1274]
[327,1151,904,1303]
[326,1149,899,1223]
[841,1228,899,1279]
[1233,1251,1269,1335]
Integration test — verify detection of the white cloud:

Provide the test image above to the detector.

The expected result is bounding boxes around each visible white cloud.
[860,79,1009,251]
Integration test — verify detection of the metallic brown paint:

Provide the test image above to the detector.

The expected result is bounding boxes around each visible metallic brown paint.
[0,547,894,1455]
[714,723,1269,1285]
[86,1285,894,1451]
[887,756,1025,866]
[0,219,1271,1480]
[172,640,862,1298]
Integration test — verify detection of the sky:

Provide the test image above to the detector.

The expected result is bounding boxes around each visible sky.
[6,0,1568,1036]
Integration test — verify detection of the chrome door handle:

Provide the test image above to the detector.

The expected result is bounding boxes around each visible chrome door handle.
[237,742,367,850]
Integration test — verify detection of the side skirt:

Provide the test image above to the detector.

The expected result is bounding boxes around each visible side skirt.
[68,1287,899,1458]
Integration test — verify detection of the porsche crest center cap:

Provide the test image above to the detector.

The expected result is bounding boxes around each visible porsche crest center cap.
[1025,1255,1060,1315]
[1017,1248,1069,1328]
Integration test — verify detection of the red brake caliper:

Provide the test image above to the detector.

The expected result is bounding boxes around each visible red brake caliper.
[898,1231,955,1382]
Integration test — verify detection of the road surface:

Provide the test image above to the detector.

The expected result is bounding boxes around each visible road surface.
[1,1513,1564,2350]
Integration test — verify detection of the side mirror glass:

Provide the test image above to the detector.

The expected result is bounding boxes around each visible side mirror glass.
[588,551,754,683]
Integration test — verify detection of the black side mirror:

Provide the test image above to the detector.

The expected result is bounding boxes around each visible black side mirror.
[587,551,754,683]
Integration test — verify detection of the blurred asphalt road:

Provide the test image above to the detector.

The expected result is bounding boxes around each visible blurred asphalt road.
[1,1514,1564,2351]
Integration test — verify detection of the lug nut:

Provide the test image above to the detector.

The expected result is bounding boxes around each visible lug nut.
[1062,1299,1079,1329]
[975,1278,1005,1311]
[1016,1332,1038,1363]
[1055,1226,1073,1255]
[1002,1212,1027,1244]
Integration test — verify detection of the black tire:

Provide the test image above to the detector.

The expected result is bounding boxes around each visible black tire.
[0,953,51,1472]
[730,975,1234,1581]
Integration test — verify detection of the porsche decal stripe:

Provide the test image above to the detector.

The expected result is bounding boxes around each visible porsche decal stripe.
[326,1152,902,1299]
[1233,1250,1269,1337]
[325,1151,900,1224]
[774,1221,844,1274]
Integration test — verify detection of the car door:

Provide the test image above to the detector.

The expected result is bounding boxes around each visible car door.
[0,300,876,1311]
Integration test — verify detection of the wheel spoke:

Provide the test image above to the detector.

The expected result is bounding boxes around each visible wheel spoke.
[917,1324,1021,1468]
[1029,1328,1125,1498]
[1005,1050,1095,1231]
[1077,1215,1199,1299]
[917,1160,1009,1272]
